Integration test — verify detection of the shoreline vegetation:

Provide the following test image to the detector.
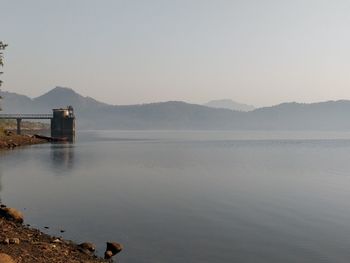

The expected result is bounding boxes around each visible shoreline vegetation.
[0,126,123,262]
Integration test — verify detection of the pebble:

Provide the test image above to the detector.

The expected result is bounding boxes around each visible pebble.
[9,238,20,244]
[106,242,123,254]
[78,242,96,252]
[104,250,113,259]
[104,242,123,259]
[0,207,24,223]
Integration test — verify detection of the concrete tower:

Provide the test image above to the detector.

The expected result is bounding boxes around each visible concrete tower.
[51,106,75,139]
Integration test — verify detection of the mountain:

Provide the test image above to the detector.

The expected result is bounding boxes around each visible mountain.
[33,87,109,111]
[244,101,350,130]
[204,99,255,112]
[1,87,350,130]
[0,87,109,114]
[0,91,36,113]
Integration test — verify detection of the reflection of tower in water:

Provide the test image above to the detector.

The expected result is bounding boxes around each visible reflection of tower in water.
[50,143,75,175]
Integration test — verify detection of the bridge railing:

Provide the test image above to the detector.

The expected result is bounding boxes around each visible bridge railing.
[0,114,53,119]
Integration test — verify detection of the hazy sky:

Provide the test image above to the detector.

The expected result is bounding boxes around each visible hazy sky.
[1,0,350,106]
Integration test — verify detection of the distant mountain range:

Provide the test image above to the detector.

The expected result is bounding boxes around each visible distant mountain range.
[1,87,350,130]
[204,99,255,112]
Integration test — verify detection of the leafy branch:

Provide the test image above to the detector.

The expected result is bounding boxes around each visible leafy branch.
[0,41,8,88]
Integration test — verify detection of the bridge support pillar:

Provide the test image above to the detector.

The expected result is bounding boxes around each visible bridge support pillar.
[16,118,22,135]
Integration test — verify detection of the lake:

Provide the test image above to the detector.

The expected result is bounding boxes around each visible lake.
[2,130,350,263]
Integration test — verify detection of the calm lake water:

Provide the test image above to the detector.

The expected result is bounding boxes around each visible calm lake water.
[2,131,350,262]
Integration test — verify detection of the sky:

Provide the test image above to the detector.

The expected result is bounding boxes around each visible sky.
[1,0,350,107]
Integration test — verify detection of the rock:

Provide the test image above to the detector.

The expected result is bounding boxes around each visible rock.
[0,253,16,263]
[52,239,62,243]
[39,244,50,251]
[78,242,96,252]
[3,238,10,245]
[9,238,20,244]
[0,207,24,223]
[4,130,13,136]
[104,242,123,259]
[104,250,113,259]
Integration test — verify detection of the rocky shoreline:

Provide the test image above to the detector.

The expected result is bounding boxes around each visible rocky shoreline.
[0,214,104,262]
[0,204,124,262]
[0,134,123,262]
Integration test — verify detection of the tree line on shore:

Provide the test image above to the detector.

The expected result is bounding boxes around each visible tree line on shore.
[0,41,7,112]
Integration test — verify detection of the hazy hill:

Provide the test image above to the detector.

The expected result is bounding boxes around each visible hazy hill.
[245,101,350,130]
[1,87,109,114]
[0,91,36,113]
[33,87,109,111]
[204,99,255,112]
[1,87,350,130]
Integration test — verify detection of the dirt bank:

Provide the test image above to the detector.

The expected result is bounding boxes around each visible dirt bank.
[0,133,46,150]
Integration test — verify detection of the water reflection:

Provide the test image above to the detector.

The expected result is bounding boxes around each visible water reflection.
[3,131,350,262]
[63,135,75,143]
[49,143,75,175]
